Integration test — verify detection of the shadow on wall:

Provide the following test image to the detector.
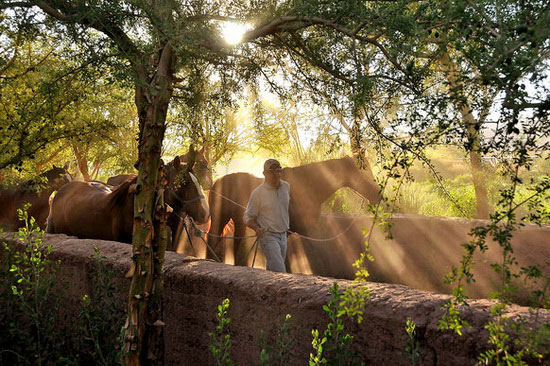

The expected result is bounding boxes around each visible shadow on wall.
[175,213,550,306]
[286,213,550,306]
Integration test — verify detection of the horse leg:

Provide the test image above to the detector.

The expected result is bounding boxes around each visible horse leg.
[233,222,249,267]
[45,197,55,233]
[207,214,226,262]
[170,216,184,253]
[45,213,55,233]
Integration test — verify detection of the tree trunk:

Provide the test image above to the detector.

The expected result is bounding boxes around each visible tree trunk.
[72,144,90,180]
[439,51,490,219]
[469,144,489,219]
[349,115,377,183]
[123,43,176,366]
[35,146,65,171]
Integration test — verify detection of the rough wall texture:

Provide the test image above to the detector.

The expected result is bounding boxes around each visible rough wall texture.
[195,214,550,306]
[1,232,549,366]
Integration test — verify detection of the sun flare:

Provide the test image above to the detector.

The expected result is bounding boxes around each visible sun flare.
[220,22,250,45]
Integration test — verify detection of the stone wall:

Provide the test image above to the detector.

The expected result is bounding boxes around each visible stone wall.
[2,232,549,365]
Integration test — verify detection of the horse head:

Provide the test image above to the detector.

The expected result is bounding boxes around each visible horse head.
[180,144,213,190]
[25,164,72,193]
[165,155,210,224]
[48,164,72,187]
[339,156,382,205]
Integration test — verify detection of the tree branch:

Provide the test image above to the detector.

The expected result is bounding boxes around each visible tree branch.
[0,1,33,10]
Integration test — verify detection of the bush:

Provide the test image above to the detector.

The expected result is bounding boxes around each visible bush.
[0,205,124,365]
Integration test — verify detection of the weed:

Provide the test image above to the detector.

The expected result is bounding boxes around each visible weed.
[77,247,125,365]
[0,204,76,365]
[209,298,233,366]
[0,205,126,365]
[309,283,364,366]
[404,318,421,366]
[259,314,292,366]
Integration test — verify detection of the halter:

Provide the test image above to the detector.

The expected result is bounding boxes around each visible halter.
[166,167,205,210]
[171,193,205,207]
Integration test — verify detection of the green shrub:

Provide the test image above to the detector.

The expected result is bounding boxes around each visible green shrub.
[76,247,125,366]
[0,205,125,365]
[0,205,75,365]
[209,298,233,366]
[259,314,293,366]
[309,283,364,366]
[403,318,420,366]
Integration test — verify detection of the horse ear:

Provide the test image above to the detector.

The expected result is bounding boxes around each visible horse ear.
[172,156,180,167]
[63,162,69,170]
[186,152,196,172]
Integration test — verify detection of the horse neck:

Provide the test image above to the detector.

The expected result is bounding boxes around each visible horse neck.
[289,157,379,204]
[288,160,348,204]
[108,176,137,209]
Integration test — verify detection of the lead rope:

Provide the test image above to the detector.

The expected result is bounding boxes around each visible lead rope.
[244,238,260,268]
[174,212,223,263]
[209,189,365,242]
[181,217,197,257]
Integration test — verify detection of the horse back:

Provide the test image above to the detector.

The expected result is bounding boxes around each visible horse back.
[209,173,262,225]
[0,186,53,230]
[107,174,136,186]
[49,181,133,242]
[0,188,19,229]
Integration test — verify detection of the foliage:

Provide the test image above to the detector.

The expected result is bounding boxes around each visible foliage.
[309,283,364,366]
[259,314,293,366]
[0,205,125,365]
[0,30,118,172]
[403,318,421,366]
[66,83,138,181]
[0,204,73,365]
[437,156,550,363]
[477,304,548,365]
[209,298,233,366]
[166,60,252,167]
[77,247,125,366]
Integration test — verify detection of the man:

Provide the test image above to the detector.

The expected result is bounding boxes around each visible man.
[244,158,290,272]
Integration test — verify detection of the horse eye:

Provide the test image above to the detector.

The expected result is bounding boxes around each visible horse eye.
[178,174,187,186]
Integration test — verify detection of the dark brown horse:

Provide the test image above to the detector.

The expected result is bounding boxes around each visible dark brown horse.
[107,145,212,189]
[0,165,72,230]
[46,157,209,246]
[207,156,381,265]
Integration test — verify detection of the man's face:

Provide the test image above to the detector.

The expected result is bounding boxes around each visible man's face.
[264,164,282,184]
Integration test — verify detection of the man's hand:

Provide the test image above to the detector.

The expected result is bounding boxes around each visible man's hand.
[255,227,265,238]
[247,219,265,238]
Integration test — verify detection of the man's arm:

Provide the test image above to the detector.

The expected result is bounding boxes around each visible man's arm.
[244,189,265,238]
[246,218,265,238]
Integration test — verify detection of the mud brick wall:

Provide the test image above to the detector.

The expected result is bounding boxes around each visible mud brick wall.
[283,214,550,305]
[1,233,548,365]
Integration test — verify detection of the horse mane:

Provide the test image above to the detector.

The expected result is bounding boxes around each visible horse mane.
[18,166,70,192]
[108,176,137,209]
[288,156,354,172]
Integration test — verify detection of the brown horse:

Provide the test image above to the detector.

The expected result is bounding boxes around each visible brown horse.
[46,157,209,246]
[207,156,381,265]
[0,165,72,230]
[107,145,212,189]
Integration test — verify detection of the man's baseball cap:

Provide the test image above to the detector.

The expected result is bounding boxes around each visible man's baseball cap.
[264,158,282,171]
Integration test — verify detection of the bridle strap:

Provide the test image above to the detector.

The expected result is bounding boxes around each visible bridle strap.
[171,192,205,207]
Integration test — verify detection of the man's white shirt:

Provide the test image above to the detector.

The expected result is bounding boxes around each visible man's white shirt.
[244,180,290,233]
